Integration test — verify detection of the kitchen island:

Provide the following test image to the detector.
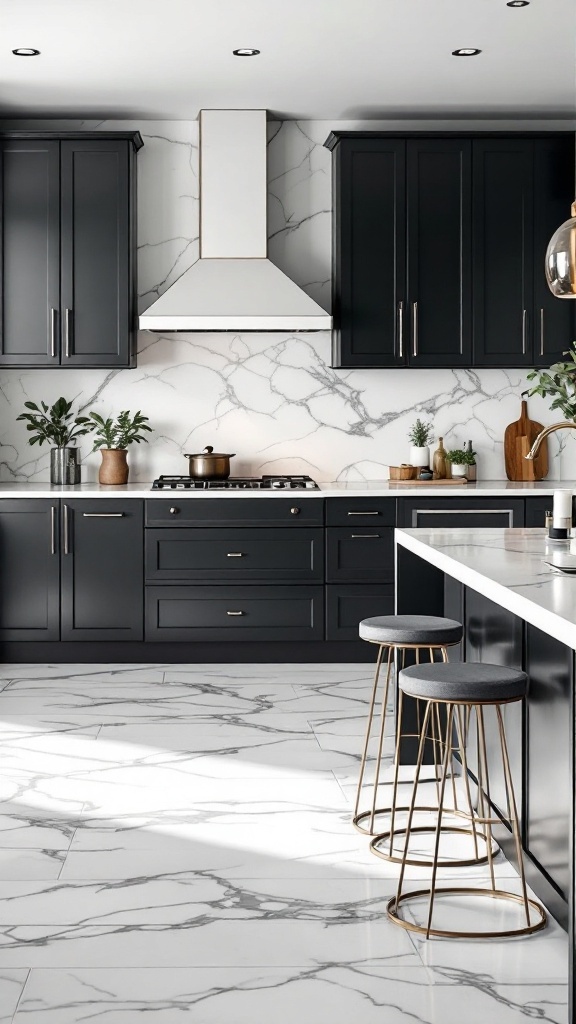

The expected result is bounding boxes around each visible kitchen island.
[396,526,575,1017]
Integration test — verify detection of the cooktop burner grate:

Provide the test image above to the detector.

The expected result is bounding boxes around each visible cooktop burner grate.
[151,475,320,490]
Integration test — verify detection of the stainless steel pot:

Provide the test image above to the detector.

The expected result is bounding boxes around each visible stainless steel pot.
[184,446,236,479]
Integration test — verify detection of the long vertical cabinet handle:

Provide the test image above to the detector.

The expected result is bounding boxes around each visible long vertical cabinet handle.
[50,506,58,554]
[412,301,418,357]
[64,309,72,358]
[522,309,528,355]
[49,309,57,358]
[397,301,404,359]
[540,308,544,357]
[63,503,70,555]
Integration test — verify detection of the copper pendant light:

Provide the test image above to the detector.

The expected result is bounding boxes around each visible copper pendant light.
[545,135,576,303]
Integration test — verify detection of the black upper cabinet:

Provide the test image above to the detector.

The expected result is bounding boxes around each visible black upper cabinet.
[0,132,142,369]
[0,140,60,366]
[333,139,406,367]
[406,139,472,368]
[326,131,574,369]
[472,139,534,368]
[533,136,576,366]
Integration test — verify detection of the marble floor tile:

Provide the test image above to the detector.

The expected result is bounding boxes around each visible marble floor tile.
[0,849,65,881]
[0,664,166,686]
[12,967,568,1024]
[0,969,28,1024]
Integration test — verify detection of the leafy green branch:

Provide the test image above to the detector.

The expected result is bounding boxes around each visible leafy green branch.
[526,344,576,421]
[16,398,91,447]
[89,410,152,451]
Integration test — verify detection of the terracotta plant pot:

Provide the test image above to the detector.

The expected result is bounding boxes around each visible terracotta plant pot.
[99,448,129,485]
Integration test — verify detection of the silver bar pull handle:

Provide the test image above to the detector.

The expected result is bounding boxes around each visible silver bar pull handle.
[82,513,124,518]
[226,610,244,616]
[347,511,380,516]
[49,308,57,358]
[64,308,72,358]
[226,552,244,557]
[397,301,404,359]
[50,506,57,555]
[522,309,527,355]
[351,533,380,538]
[63,504,70,555]
[412,301,418,357]
[540,308,544,357]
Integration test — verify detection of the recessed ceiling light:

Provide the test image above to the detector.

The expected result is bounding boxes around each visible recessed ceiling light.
[507,1,530,6]
[232,48,260,57]
[12,47,40,56]
[452,48,482,56]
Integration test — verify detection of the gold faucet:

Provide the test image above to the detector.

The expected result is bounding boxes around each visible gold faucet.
[525,421,576,460]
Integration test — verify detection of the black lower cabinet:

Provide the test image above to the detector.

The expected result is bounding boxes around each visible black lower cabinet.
[145,528,323,582]
[326,584,393,641]
[61,500,143,641]
[146,585,324,642]
[0,500,60,641]
[525,624,572,898]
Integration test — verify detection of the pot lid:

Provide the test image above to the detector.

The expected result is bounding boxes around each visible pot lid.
[184,446,236,458]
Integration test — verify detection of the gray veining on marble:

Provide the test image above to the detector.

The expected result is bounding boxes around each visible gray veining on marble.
[0,118,573,485]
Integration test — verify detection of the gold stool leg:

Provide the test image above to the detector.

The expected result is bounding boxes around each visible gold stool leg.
[476,705,496,891]
[455,705,480,860]
[394,700,433,904]
[368,644,394,834]
[425,702,455,938]
[353,643,385,822]
[496,704,532,928]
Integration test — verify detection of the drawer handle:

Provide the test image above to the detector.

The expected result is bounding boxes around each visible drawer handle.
[227,552,244,557]
[226,610,244,616]
[347,511,380,516]
[351,533,380,538]
[82,513,124,518]
[169,507,179,515]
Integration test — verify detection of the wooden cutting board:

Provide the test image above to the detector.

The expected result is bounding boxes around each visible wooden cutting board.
[504,399,548,481]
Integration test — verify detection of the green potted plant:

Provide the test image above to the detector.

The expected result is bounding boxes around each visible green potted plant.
[527,344,576,420]
[446,447,476,478]
[89,410,152,484]
[408,418,434,469]
[16,397,91,484]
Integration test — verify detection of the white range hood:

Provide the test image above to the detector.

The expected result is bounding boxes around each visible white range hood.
[139,110,332,332]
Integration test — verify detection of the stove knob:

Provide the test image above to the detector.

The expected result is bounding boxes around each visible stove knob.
[169,507,179,515]
[290,507,300,515]
[272,480,285,488]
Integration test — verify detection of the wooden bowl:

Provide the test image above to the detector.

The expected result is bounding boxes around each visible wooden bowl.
[388,465,418,481]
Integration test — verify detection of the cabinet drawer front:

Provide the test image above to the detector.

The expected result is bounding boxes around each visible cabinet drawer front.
[146,585,324,642]
[397,497,525,528]
[145,498,324,528]
[326,498,396,527]
[326,527,393,582]
[326,584,394,642]
[145,528,323,581]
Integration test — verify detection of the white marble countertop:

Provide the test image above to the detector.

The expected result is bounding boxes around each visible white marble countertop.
[396,526,576,650]
[0,479,572,499]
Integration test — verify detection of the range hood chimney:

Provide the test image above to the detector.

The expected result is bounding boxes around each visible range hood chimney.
[139,110,332,332]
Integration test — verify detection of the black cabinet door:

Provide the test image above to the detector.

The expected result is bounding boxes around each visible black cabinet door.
[0,500,60,640]
[0,140,60,365]
[533,136,576,367]
[406,139,472,367]
[60,140,133,367]
[61,500,143,641]
[524,497,553,528]
[326,584,394,641]
[473,139,534,367]
[326,527,394,583]
[332,139,406,367]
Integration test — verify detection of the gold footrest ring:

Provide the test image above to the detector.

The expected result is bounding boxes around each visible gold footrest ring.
[353,802,475,836]
[370,824,496,868]
[387,886,547,939]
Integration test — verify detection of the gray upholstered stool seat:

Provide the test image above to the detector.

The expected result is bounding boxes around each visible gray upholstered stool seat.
[399,662,528,703]
[359,614,463,646]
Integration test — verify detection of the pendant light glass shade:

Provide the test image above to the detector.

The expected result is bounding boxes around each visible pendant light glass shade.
[545,201,576,298]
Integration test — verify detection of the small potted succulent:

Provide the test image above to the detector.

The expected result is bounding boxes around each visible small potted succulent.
[17,397,91,484]
[446,448,476,478]
[89,410,152,484]
[408,418,434,469]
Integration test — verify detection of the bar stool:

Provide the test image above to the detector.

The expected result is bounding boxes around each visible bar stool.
[355,614,463,841]
[387,661,547,939]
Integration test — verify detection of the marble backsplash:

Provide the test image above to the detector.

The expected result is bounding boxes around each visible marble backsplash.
[0,117,573,483]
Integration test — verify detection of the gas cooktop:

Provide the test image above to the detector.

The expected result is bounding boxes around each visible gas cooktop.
[151,475,320,490]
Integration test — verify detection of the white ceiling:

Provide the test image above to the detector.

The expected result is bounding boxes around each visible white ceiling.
[2,0,575,120]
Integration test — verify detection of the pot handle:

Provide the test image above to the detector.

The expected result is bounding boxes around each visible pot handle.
[203,446,214,454]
